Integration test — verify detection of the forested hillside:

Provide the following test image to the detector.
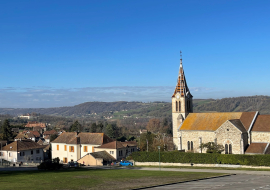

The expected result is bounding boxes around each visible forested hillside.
[0,96,270,117]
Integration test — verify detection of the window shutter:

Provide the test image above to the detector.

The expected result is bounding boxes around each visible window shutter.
[69,146,71,152]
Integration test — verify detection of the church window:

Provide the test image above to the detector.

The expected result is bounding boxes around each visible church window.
[191,141,193,151]
[179,101,181,111]
[176,101,178,111]
[229,144,232,154]
[225,144,228,154]
[187,141,190,150]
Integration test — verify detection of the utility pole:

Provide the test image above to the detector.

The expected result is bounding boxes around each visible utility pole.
[157,146,160,171]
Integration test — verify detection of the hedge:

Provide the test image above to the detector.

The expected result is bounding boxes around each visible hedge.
[129,151,270,166]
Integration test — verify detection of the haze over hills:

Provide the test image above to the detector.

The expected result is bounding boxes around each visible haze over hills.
[0,96,270,118]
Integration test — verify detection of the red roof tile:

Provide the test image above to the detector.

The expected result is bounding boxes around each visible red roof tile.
[252,115,270,132]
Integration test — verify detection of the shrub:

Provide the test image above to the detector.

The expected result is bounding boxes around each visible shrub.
[131,151,270,166]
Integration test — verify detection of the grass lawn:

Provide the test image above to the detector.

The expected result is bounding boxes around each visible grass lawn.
[0,168,223,190]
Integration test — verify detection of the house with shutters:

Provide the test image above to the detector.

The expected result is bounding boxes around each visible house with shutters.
[51,132,113,163]
[0,139,45,163]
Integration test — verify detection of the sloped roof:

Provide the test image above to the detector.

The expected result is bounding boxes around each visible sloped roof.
[14,133,28,140]
[44,130,57,135]
[252,115,270,132]
[172,59,192,98]
[228,119,247,133]
[90,151,116,161]
[180,112,243,131]
[2,140,44,151]
[51,132,113,145]
[121,141,138,147]
[245,143,268,154]
[37,139,44,145]
[240,112,257,131]
[96,141,125,149]
[31,131,41,137]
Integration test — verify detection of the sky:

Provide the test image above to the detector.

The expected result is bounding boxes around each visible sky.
[0,0,270,108]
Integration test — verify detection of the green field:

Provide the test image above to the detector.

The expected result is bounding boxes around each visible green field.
[0,168,223,190]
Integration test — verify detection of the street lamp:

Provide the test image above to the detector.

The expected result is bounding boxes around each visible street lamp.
[157,146,160,171]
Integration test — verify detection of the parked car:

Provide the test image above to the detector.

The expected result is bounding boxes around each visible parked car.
[67,161,78,167]
[119,160,133,166]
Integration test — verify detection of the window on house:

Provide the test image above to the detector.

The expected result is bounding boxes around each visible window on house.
[187,141,190,150]
[84,146,88,152]
[63,157,67,163]
[69,146,74,152]
[31,150,33,155]
[225,144,228,154]
[23,152,25,156]
[36,150,40,154]
[64,145,67,151]
[176,101,178,111]
[9,152,12,157]
[191,141,193,151]
[214,138,217,144]
[20,152,22,156]
[229,144,232,154]
[0,152,3,156]
[57,145,59,151]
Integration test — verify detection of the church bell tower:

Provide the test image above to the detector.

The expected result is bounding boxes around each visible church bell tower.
[172,51,193,149]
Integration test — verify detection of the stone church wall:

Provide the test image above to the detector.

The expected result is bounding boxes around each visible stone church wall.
[181,131,214,153]
[251,132,270,143]
[215,121,246,154]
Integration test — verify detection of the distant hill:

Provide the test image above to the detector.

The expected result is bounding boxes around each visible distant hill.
[0,96,270,117]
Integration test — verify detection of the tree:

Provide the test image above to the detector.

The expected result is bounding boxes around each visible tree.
[199,142,224,153]
[106,124,115,138]
[139,131,155,151]
[90,123,97,133]
[146,119,160,133]
[1,119,13,140]
[117,136,127,142]
[50,134,59,142]
[69,120,82,132]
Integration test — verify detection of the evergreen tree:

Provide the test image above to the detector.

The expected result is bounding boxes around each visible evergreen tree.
[69,120,82,132]
[90,123,97,133]
[1,119,13,140]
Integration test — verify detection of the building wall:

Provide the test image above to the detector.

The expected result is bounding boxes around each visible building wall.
[94,147,126,161]
[172,93,191,150]
[251,132,270,143]
[180,131,214,153]
[77,154,103,166]
[215,121,246,154]
[51,143,80,163]
[80,144,100,158]
[0,148,44,163]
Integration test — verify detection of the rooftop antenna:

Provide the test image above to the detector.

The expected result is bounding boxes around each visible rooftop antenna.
[180,50,182,66]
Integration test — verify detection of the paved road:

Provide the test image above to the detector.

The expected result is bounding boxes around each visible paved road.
[147,174,270,190]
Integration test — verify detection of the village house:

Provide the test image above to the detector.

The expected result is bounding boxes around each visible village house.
[25,121,47,131]
[51,132,113,163]
[0,140,45,163]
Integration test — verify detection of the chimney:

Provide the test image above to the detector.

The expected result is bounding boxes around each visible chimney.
[76,137,80,144]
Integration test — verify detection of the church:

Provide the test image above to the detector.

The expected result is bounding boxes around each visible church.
[172,54,270,154]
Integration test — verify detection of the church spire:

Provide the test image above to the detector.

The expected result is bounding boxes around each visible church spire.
[172,51,192,98]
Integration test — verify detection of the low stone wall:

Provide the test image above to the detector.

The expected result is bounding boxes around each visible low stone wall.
[134,161,270,169]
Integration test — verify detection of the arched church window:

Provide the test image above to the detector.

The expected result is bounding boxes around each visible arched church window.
[176,101,178,111]
[187,141,190,150]
[191,141,193,150]
[179,101,181,111]
[229,144,232,154]
[225,144,228,154]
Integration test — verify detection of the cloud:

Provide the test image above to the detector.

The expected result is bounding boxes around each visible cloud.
[0,86,265,108]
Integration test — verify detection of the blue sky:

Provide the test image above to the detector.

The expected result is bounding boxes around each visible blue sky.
[0,0,270,108]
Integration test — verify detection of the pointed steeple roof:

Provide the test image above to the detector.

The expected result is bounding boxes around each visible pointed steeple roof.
[172,52,192,98]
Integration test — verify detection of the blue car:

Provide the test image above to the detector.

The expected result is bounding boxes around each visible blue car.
[119,160,133,166]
